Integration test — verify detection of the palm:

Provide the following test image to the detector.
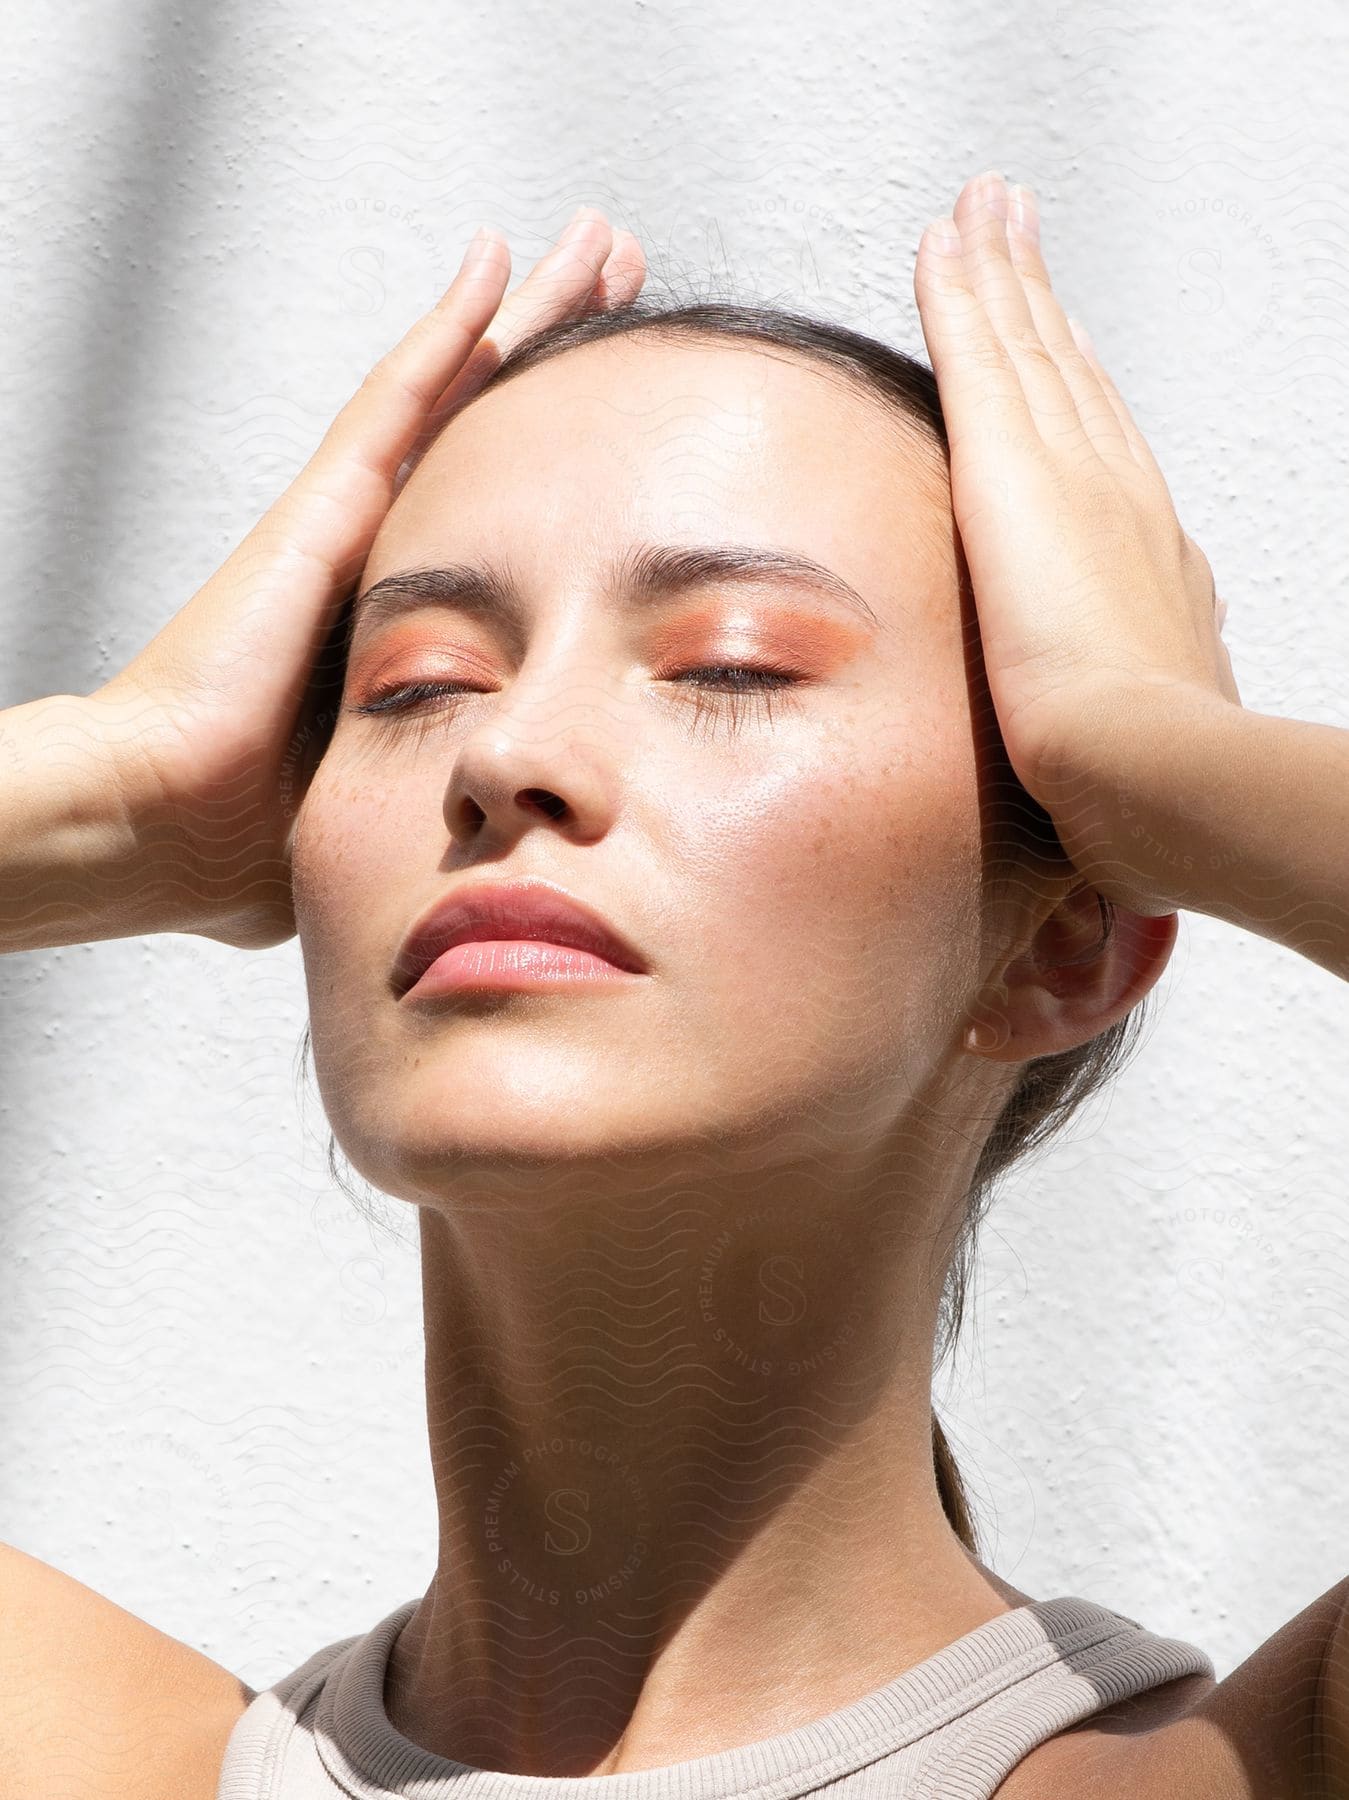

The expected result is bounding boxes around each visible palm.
[914,173,1243,915]
[93,211,646,950]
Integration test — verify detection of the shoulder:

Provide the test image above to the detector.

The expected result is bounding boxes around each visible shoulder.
[0,1541,256,1800]
[1002,1577,1349,1800]
[1136,1575,1346,1800]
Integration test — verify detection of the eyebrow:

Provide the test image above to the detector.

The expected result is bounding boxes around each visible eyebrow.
[345,541,883,649]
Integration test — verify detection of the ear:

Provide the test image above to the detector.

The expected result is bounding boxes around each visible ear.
[963,882,1179,1061]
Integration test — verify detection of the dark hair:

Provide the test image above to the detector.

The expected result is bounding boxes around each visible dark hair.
[297,283,1158,1560]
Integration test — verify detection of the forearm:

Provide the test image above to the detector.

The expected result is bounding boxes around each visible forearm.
[1114,695,1349,982]
[0,694,189,953]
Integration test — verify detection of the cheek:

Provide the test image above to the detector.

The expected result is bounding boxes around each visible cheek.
[661,723,983,1044]
[290,761,419,971]
[290,692,985,1079]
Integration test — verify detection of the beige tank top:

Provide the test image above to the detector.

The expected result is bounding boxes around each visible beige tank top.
[216,1592,1213,1798]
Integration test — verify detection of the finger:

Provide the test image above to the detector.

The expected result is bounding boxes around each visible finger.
[256,225,512,578]
[307,226,511,490]
[1062,308,1177,498]
[489,208,617,346]
[395,212,629,485]
[595,225,646,308]
[415,210,619,426]
[1004,189,1181,507]
[914,210,1040,484]
[951,173,1092,458]
[999,189,1136,475]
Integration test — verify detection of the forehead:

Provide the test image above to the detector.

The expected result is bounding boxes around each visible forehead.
[379,335,953,597]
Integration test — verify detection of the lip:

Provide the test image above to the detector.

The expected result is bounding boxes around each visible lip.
[393,877,650,998]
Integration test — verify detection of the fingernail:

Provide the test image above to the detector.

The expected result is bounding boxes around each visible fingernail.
[462,224,495,261]
[558,205,601,241]
[1008,183,1040,243]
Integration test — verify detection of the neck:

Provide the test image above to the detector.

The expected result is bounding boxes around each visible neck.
[384,1110,1021,1777]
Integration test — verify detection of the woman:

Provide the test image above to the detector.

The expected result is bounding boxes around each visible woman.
[2,175,1346,1798]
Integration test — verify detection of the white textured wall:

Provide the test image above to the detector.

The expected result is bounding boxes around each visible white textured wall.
[2,0,1348,1696]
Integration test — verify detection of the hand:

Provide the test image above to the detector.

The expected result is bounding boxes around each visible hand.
[91,208,646,950]
[913,170,1244,916]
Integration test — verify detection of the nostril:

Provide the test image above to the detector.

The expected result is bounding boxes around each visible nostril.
[520,789,568,821]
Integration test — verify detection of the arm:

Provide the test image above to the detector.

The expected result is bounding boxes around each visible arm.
[0,1541,254,1800]
[1056,688,1349,984]
[1322,1590,1349,1798]
[0,692,191,953]
[1126,697,1349,983]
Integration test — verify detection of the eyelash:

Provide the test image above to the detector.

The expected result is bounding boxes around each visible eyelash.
[347,665,803,742]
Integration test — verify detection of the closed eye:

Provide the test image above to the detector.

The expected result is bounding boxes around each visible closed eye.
[662,663,805,739]
[345,663,805,741]
[348,678,480,717]
[669,664,797,690]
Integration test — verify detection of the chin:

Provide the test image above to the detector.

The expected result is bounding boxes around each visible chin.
[333,1086,834,1209]
[313,1019,874,1204]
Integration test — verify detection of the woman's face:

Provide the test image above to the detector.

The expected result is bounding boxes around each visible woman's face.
[291,335,993,1202]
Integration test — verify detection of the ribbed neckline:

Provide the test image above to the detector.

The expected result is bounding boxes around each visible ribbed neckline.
[304,1593,1153,1800]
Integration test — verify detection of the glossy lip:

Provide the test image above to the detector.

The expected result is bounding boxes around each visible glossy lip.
[393,877,650,998]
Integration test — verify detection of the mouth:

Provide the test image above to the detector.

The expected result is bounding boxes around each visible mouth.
[393,876,650,1000]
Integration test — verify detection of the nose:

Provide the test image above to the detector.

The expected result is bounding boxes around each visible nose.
[441,656,624,849]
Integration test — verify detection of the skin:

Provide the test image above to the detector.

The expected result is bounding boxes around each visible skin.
[288,330,1178,1778]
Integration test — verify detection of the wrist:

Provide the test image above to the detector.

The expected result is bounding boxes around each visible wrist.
[1038,682,1243,918]
[0,692,197,951]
